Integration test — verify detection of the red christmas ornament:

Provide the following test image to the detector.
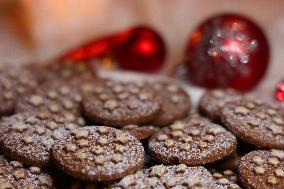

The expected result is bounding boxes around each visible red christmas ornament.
[185,14,269,91]
[115,27,166,72]
[275,80,284,101]
[61,26,166,72]
[61,36,115,61]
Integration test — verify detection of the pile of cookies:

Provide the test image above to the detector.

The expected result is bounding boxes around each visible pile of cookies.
[0,61,283,189]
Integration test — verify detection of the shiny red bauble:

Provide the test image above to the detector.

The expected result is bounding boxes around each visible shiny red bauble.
[61,26,166,72]
[115,27,166,72]
[61,36,115,61]
[275,80,284,101]
[185,14,269,91]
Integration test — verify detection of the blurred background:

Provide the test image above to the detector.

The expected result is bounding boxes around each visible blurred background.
[0,0,284,101]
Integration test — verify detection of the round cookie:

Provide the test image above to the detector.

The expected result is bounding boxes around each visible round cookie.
[16,81,83,116]
[110,164,225,189]
[83,79,161,127]
[238,150,284,189]
[1,112,84,167]
[52,126,145,182]
[0,155,54,188]
[149,118,237,165]
[210,169,241,189]
[150,80,191,126]
[0,65,39,116]
[121,125,158,140]
[199,89,242,121]
[221,98,284,149]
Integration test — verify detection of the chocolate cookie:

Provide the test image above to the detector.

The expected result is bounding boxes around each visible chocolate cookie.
[149,118,237,165]
[0,65,39,116]
[221,98,284,149]
[0,113,31,152]
[199,89,242,121]
[52,126,144,182]
[1,112,84,167]
[44,60,97,82]
[238,150,284,189]
[16,81,83,116]
[110,164,225,189]
[121,125,158,140]
[0,155,54,188]
[83,79,161,127]
[150,80,191,126]
[210,169,241,189]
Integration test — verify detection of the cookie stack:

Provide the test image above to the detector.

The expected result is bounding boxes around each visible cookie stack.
[0,61,281,189]
[199,90,284,189]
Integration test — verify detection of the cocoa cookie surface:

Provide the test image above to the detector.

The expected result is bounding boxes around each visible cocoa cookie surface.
[1,112,84,167]
[210,169,242,189]
[150,80,191,126]
[238,150,284,189]
[44,60,97,82]
[16,81,83,116]
[122,125,158,140]
[0,65,39,116]
[149,118,237,165]
[83,79,161,127]
[111,164,225,189]
[221,98,284,149]
[0,155,54,188]
[0,113,32,152]
[199,89,242,121]
[52,126,144,182]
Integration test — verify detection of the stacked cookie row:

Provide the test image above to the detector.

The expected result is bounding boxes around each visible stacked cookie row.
[0,61,97,188]
[198,90,284,189]
[0,61,192,188]
[0,61,282,189]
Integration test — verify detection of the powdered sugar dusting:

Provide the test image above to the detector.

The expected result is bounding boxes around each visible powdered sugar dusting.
[0,155,54,188]
[111,165,225,189]
[83,79,161,127]
[52,126,144,182]
[1,112,83,166]
[221,97,284,149]
[149,118,237,165]
[239,150,284,189]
